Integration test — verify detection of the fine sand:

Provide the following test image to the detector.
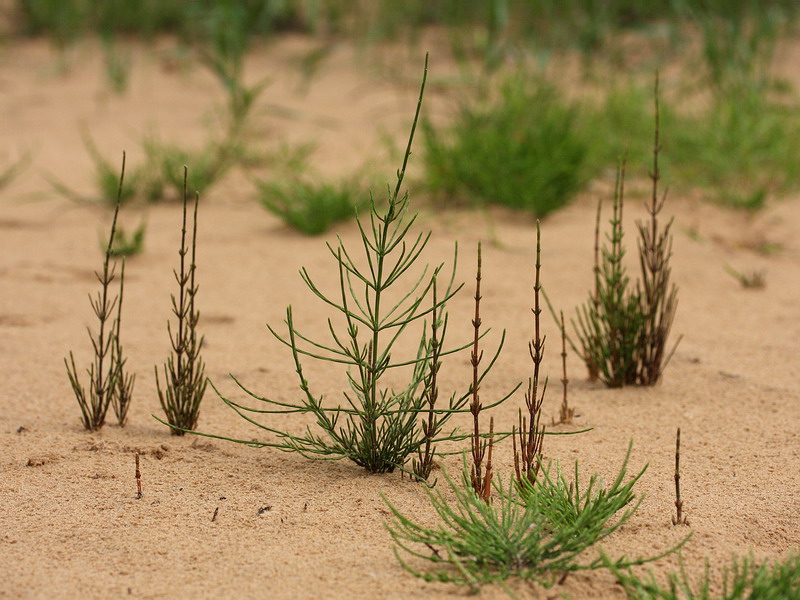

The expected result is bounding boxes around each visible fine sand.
[2,38,799,600]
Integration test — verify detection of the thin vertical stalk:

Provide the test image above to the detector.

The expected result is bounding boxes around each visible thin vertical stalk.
[469,243,491,500]
[111,257,135,426]
[556,310,574,425]
[413,277,441,482]
[514,221,546,487]
[672,427,688,526]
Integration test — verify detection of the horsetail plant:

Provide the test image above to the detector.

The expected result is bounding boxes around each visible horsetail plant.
[199,55,514,476]
[574,76,679,388]
[65,153,129,430]
[110,258,135,427]
[468,243,494,502]
[636,73,680,385]
[411,277,443,483]
[156,167,207,435]
[513,221,547,487]
[553,310,574,426]
[574,161,645,388]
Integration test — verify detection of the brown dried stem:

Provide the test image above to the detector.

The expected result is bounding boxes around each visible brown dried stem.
[413,278,441,482]
[469,243,492,501]
[514,221,546,487]
[555,310,574,425]
[65,152,127,431]
[637,71,680,385]
[672,427,688,526]
[134,452,142,500]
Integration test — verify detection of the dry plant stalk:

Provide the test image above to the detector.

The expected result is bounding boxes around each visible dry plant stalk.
[554,310,574,425]
[156,167,207,434]
[636,73,680,385]
[134,452,142,499]
[588,198,602,382]
[469,243,494,502]
[65,153,129,431]
[514,222,547,486]
[672,427,688,526]
[413,279,443,482]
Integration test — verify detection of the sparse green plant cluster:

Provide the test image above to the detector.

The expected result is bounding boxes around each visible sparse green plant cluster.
[385,214,680,591]
[386,445,673,590]
[107,221,146,258]
[424,78,593,217]
[257,176,368,236]
[611,553,800,599]
[11,1,799,70]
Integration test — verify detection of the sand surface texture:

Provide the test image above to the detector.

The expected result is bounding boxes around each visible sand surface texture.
[2,39,799,599]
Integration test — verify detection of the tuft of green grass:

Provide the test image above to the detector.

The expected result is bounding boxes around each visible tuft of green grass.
[146,141,229,201]
[386,443,684,590]
[610,552,800,599]
[666,91,800,209]
[257,177,369,235]
[725,266,766,289]
[107,221,146,258]
[424,76,594,217]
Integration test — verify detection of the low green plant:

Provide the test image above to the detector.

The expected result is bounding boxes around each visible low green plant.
[101,33,132,94]
[667,91,800,209]
[48,127,144,205]
[424,76,594,216]
[386,443,681,590]
[0,152,31,193]
[257,177,368,235]
[106,221,146,257]
[725,266,766,289]
[65,153,131,430]
[610,553,800,599]
[185,56,514,477]
[155,167,207,435]
[144,139,230,201]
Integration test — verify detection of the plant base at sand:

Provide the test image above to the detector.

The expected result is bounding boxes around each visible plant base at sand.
[386,443,680,589]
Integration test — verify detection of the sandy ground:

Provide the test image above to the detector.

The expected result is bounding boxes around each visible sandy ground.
[1,37,799,600]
